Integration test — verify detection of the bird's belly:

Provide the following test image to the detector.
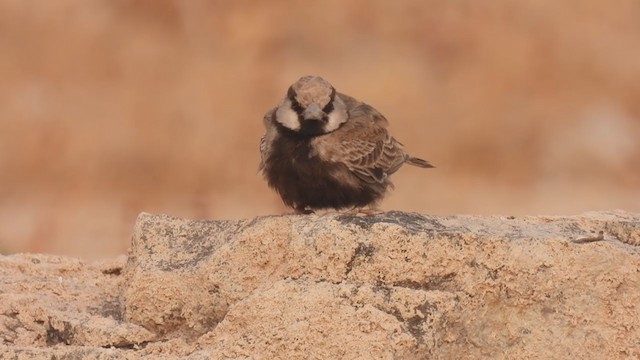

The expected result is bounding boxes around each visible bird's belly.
[265,142,383,210]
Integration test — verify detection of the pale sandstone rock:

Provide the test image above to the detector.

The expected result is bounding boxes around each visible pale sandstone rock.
[0,254,155,359]
[2,210,640,359]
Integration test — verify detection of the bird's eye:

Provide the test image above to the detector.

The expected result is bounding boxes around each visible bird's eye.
[322,101,334,113]
[290,100,304,114]
[287,86,305,114]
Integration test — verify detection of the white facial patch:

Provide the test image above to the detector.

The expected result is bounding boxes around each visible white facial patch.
[275,98,301,131]
[324,96,348,132]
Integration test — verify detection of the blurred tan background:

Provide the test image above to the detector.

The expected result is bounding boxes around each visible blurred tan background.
[1,1,639,259]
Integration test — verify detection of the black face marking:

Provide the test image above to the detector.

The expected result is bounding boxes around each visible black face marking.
[287,86,304,114]
[299,119,326,136]
[322,102,334,113]
[322,88,336,113]
[287,86,296,100]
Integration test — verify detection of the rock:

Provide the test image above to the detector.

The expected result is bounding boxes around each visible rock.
[2,210,640,359]
[0,254,155,359]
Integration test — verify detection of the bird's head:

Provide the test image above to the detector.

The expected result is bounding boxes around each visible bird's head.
[275,76,348,136]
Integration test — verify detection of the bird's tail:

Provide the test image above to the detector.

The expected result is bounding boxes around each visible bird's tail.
[406,156,434,168]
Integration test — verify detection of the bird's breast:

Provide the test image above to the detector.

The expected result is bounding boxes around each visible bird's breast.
[264,132,385,210]
[268,135,324,180]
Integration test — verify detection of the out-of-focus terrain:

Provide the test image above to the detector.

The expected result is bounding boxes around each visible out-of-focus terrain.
[1,0,639,258]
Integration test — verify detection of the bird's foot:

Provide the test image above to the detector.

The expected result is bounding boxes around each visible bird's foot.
[294,206,315,215]
[342,206,383,217]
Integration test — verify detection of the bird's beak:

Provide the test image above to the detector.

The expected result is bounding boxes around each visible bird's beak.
[303,103,324,122]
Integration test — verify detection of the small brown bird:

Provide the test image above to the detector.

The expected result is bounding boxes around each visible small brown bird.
[259,75,433,214]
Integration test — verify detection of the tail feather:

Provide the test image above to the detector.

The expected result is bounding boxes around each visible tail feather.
[406,156,434,168]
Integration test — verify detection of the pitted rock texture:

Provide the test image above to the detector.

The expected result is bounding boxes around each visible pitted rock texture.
[2,210,640,359]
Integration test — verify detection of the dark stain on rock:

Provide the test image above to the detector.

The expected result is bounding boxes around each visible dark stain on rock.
[90,298,123,322]
[101,266,122,276]
[345,242,376,275]
[373,301,437,345]
[393,272,457,292]
[373,282,393,303]
[387,306,405,325]
[46,319,74,346]
[405,302,436,344]
[336,211,446,235]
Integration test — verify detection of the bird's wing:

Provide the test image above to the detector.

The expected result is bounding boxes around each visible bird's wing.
[259,108,277,170]
[259,135,267,170]
[333,104,409,184]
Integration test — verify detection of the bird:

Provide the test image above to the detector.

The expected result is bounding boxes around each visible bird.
[259,75,433,214]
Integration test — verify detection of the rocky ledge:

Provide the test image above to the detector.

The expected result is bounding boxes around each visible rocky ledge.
[1,211,639,359]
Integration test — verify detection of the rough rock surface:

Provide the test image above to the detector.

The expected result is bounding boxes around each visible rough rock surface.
[2,210,640,359]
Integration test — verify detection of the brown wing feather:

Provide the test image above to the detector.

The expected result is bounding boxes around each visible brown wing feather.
[334,104,409,184]
[259,108,276,171]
